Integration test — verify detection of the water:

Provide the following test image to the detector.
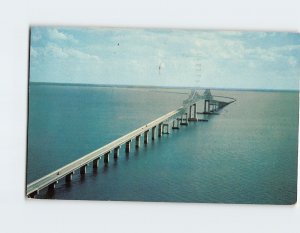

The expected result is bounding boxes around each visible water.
[27,84,299,204]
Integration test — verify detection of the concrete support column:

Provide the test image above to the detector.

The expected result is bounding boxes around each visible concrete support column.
[181,114,184,124]
[144,130,149,144]
[48,181,58,191]
[93,157,100,168]
[152,126,156,140]
[28,190,39,198]
[125,140,131,153]
[114,146,120,159]
[204,100,212,113]
[172,119,179,129]
[65,172,74,182]
[180,113,188,125]
[135,135,140,148]
[162,123,169,134]
[158,123,162,137]
[188,104,198,121]
[104,152,110,165]
[80,165,87,175]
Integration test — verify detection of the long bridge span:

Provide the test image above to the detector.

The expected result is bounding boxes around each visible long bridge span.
[26,89,235,198]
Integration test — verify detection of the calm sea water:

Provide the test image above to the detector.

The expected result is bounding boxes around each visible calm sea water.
[27,84,299,204]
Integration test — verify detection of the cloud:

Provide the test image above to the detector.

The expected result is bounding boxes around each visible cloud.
[288,57,297,66]
[65,47,101,62]
[30,47,38,57]
[31,31,42,42]
[48,29,78,43]
[29,27,300,90]
[194,37,246,59]
[271,44,300,52]
[33,43,101,62]
[218,31,243,36]
[193,33,299,67]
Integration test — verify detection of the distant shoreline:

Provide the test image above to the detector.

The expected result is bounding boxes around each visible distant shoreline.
[29,81,299,93]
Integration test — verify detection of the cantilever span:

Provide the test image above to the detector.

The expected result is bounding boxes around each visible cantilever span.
[26,91,235,198]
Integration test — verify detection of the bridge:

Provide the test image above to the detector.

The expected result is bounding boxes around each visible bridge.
[26,89,235,198]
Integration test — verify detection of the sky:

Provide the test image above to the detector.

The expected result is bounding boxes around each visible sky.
[30,27,300,90]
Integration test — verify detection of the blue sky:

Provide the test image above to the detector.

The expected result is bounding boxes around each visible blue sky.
[30,27,300,90]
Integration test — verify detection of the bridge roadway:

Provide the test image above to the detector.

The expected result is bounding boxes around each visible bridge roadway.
[26,105,187,197]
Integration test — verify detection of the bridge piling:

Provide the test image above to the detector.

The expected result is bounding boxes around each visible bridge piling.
[135,135,140,148]
[180,113,188,126]
[93,157,100,168]
[80,165,87,175]
[204,100,209,113]
[158,123,162,137]
[211,103,216,112]
[172,119,179,129]
[125,141,131,153]
[144,130,149,144]
[48,181,58,191]
[65,172,74,182]
[188,104,198,121]
[152,126,156,140]
[114,146,120,158]
[162,123,169,134]
[28,190,38,198]
[104,152,110,165]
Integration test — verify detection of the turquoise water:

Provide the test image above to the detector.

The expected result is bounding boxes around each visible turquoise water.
[27,84,298,204]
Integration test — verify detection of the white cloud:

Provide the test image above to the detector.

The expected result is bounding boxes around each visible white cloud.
[48,29,78,43]
[65,47,101,62]
[193,34,299,65]
[271,44,300,52]
[31,31,42,42]
[218,31,243,36]
[194,38,246,59]
[288,57,297,66]
[245,47,280,61]
[30,47,38,57]
[44,43,68,58]
[33,43,101,62]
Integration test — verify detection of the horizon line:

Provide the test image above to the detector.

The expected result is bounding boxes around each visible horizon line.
[29,81,300,92]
